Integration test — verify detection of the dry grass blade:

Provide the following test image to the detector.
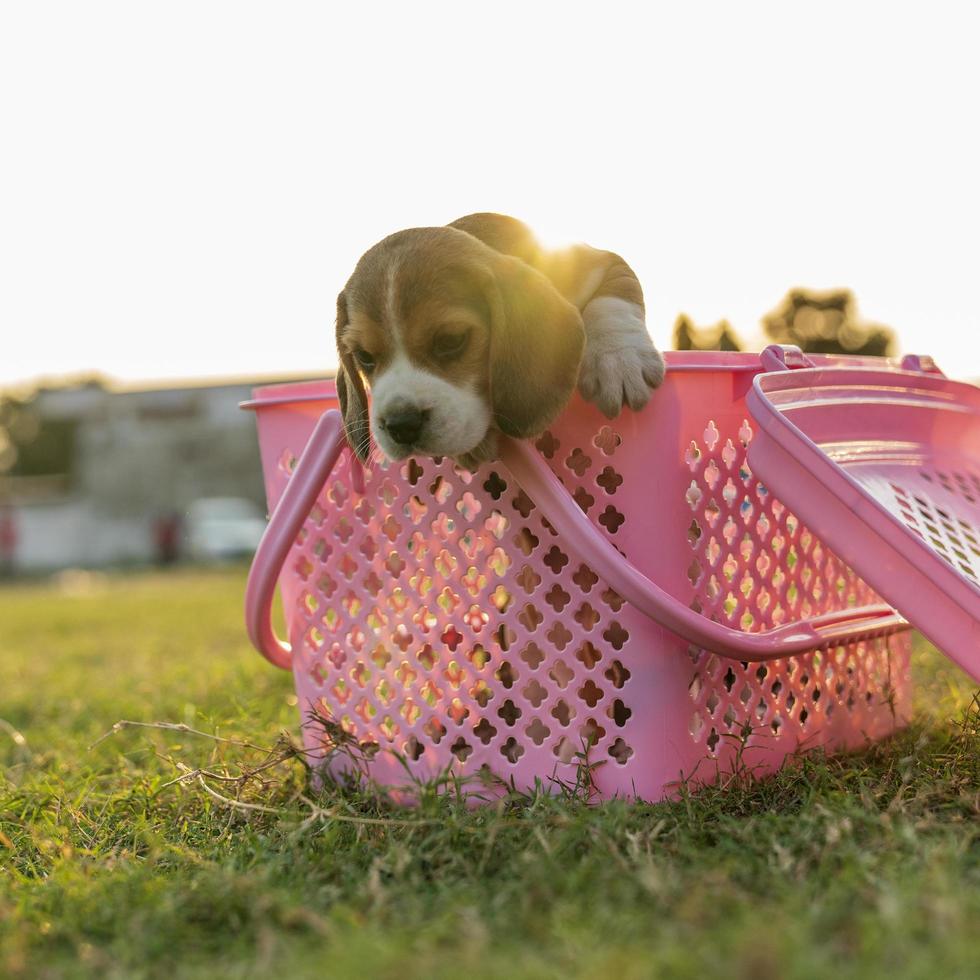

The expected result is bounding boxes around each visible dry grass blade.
[89,719,274,752]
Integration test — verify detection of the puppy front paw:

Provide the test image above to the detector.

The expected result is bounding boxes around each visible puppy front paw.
[577,298,665,418]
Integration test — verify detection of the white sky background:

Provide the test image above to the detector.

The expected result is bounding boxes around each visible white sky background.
[1,1,978,388]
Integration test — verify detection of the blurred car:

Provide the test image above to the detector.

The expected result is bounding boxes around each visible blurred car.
[184,497,267,561]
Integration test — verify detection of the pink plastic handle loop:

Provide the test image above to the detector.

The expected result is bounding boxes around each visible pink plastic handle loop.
[760,344,815,373]
[244,410,909,669]
[499,438,908,661]
[899,353,945,376]
[245,410,347,669]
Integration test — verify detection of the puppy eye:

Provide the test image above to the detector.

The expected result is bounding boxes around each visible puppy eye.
[353,348,376,372]
[432,330,470,361]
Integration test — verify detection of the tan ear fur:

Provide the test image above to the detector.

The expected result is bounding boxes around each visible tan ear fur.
[334,291,371,461]
[485,254,585,438]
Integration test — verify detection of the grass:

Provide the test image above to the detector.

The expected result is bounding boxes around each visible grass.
[1,565,978,979]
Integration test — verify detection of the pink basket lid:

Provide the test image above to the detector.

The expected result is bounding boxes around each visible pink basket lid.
[746,349,980,682]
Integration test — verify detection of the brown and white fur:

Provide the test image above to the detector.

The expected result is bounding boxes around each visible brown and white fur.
[335,213,664,468]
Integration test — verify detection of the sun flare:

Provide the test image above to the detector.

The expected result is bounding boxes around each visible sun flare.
[526,220,582,252]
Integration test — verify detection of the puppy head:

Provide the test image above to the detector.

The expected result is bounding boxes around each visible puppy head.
[335,226,584,463]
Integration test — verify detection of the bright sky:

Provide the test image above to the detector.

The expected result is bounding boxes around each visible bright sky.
[2,2,978,388]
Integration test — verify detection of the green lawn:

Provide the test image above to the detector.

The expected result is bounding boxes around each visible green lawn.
[1,566,977,979]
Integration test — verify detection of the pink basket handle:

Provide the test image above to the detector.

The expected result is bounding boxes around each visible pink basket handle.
[245,410,908,669]
[245,410,349,669]
[497,438,908,661]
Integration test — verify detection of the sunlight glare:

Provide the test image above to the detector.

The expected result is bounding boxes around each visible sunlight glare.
[525,217,584,253]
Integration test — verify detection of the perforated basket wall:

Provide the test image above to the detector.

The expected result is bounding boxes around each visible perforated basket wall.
[250,354,912,801]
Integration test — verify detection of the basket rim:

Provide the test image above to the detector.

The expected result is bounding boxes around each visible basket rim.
[239,350,901,411]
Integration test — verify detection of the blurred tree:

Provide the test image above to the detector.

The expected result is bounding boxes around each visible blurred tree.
[0,394,76,478]
[0,396,27,475]
[673,314,744,351]
[762,288,896,356]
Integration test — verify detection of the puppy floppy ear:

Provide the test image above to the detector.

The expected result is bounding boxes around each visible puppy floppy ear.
[334,291,371,461]
[484,254,585,438]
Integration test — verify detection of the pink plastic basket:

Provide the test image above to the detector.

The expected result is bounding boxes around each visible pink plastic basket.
[243,349,915,801]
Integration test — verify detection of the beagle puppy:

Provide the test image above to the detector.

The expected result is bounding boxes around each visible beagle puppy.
[335,213,664,468]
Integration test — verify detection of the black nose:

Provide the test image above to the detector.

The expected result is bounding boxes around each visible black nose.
[382,406,428,446]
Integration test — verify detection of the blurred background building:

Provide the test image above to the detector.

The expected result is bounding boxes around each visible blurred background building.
[0,374,319,573]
